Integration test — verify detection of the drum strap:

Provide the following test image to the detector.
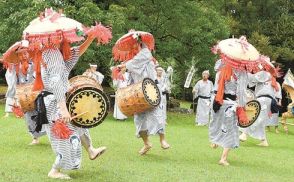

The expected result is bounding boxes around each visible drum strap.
[32,91,53,132]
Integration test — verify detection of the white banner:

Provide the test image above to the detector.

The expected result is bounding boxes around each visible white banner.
[184,66,195,88]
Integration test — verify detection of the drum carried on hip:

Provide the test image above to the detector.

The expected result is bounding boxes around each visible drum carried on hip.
[15,83,40,112]
[66,75,109,128]
[238,100,261,128]
[116,78,161,116]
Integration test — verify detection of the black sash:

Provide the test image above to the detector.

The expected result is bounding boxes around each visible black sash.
[257,94,279,113]
[32,91,53,132]
[198,95,211,99]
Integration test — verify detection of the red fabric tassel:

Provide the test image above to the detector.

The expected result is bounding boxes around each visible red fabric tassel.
[271,77,279,92]
[236,107,249,125]
[32,51,44,91]
[21,61,29,75]
[85,22,112,45]
[111,67,124,81]
[12,105,24,118]
[61,39,71,61]
[51,119,73,139]
[215,65,233,104]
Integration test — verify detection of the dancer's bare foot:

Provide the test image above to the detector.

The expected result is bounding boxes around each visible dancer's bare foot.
[89,146,107,160]
[139,144,152,155]
[161,140,170,149]
[257,141,269,147]
[239,133,247,142]
[275,129,279,134]
[3,113,9,118]
[218,160,230,166]
[210,143,218,149]
[29,138,40,145]
[48,169,71,180]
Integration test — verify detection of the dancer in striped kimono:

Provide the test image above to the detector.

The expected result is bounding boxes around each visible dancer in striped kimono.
[156,67,168,125]
[192,70,213,126]
[21,61,47,145]
[41,37,106,179]
[120,44,170,155]
[4,64,17,118]
[113,70,129,120]
[266,82,282,133]
[209,60,248,166]
[239,70,278,146]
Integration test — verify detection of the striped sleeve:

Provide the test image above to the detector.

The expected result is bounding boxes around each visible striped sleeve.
[65,46,80,73]
[42,49,66,102]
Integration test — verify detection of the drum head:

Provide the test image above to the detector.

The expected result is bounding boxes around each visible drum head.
[67,87,109,128]
[142,78,161,107]
[239,100,261,128]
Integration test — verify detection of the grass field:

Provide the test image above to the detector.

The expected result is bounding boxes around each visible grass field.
[0,104,294,182]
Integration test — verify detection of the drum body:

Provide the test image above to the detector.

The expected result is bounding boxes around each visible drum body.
[15,83,40,112]
[116,78,161,116]
[67,75,108,128]
[238,100,261,128]
[69,75,103,91]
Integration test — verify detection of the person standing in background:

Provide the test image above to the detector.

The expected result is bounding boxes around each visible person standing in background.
[192,70,214,126]
[83,64,104,84]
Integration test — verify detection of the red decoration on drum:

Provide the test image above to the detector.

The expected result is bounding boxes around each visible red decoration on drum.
[111,67,124,81]
[51,119,73,139]
[236,107,249,126]
[12,104,24,118]
[112,30,155,61]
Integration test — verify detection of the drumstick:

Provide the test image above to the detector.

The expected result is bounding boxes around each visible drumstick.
[71,111,88,120]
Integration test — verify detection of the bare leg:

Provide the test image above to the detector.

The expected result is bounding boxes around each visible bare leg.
[48,168,71,180]
[239,132,247,142]
[266,126,270,132]
[275,126,279,134]
[138,131,152,155]
[80,134,106,160]
[219,148,230,166]
[3,113,9,118]
[159,133,170,149]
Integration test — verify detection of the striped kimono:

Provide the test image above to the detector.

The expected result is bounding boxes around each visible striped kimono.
[266,82,281,126]
[240,71,275,140]
[209,69,247,149]
[158,72,168,124]
[113,72,129,120]
[193,79,214,125]
[19,63,46,139]
[125,47,165,137]
[41,47,91,170]
[5,65,17,113]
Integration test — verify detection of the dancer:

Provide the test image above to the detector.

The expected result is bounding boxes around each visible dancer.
[266,82,282,133]
[83,64,104,84]
[120,43,170,155]
[4,64,17,118]
[156,67,168,125]
[239,70,278,146]
[192,70,213,126]
[113,67,129,121]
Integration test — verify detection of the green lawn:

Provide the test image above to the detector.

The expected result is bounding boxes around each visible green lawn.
[0,104,294,182]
